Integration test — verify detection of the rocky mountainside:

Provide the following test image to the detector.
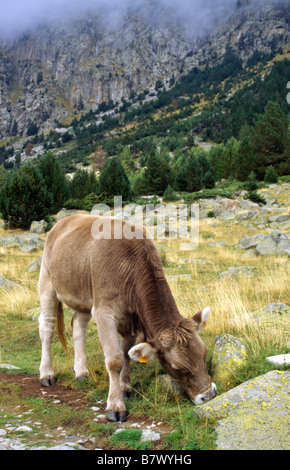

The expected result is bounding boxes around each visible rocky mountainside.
[0,0,289,138]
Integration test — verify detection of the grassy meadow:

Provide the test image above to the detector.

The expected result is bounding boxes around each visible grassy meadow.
[0,207,289,450]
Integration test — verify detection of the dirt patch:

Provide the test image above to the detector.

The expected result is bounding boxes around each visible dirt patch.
[0,371,90,409]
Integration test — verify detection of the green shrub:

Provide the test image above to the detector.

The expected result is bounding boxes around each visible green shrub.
[264,165,278,184]
[0,163,52,229]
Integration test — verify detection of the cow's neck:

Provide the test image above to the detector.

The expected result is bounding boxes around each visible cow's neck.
[135,275,181,343]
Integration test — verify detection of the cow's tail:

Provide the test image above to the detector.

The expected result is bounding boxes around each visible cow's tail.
[56,302,71,359]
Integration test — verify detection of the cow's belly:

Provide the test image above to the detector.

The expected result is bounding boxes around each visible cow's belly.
[56,292,93,315]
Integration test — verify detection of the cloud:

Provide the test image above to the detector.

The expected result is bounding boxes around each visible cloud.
[0,0,286,41]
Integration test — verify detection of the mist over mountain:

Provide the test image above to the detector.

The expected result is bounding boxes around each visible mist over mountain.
[1,0,288,41]
[0,0,289,137]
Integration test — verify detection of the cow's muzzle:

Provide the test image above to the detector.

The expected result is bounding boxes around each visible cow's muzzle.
[193,383,217,405]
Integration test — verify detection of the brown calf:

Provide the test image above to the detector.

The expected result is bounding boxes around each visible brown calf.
[38,214,216,421]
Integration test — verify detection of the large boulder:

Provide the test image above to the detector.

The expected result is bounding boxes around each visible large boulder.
[211,334,247,387]
[30,220,47,234]
[194,370,290,450]
[236,230,290,255]
[249,303,290,326]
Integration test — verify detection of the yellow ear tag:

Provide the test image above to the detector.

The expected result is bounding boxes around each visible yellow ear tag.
[139,355,148,364]
[203,321,207,328]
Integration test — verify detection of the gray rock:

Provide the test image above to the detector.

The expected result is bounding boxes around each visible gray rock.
[211,334,247,386]
[0,233,44,251]
[140,429,160,443]
[255,237,277,255]
[236,210,258,221]
[27,256,42,273]
[208,240,226,247]
[55,209,77,221]
[218,265,257,279]
[30,220,47,234]
[0,275,20,290]
[249,303,290,326]
[268,214,290,224]
[236,233,266,250]
[194,371,290,450]
[236,231,290,255]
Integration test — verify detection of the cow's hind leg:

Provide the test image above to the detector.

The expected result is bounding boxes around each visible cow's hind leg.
[72,311,91,381]
[38,266,58,387]
[120,335,136,399]
[92,305,127,422]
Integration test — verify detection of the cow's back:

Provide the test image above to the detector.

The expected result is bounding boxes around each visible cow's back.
[41,214,160,315]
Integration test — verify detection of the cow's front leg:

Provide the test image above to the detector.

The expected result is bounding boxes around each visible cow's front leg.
[92,306,127,422]
[120,335,136,398]
[72,311,91,381]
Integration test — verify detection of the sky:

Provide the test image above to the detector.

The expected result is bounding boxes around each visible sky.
[0,0,286,40]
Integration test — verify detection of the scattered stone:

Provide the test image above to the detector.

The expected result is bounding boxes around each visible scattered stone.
[55,209,77,221]
[218,265,257,279]
[236,230,290,256]
[140,429,160,443]
[27,256,42,273]
[0,364,20,370]
[0,233,44,251]
[0,275,20,290]
[211,334,247,387]
[208,240,226,247]
[0,430,7,436]
[268,214,290,224]
[15,425,33,432]
[30,220,47,234]
[194,370,290,450]
[249,303,290,326]
[236,233,266,250]
[266,354,290,366]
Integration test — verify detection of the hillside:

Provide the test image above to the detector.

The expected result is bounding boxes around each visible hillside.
[0,0,289,138]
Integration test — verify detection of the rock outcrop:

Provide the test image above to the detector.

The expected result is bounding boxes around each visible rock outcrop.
[0,1,288,137]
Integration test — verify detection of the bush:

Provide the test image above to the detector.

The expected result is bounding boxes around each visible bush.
[246,191,266,205]
[245,171,258,191]
[38,153,71,213]
[99,156,132,200]
[163,185,179,201]
[264,165,278,184]
[0,163,53,229]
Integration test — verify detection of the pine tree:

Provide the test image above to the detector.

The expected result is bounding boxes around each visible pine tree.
[99,156,131,200]
[140,152,169,195]
[0,163,52,229]
[185,154,202,192]
[251,101,288,178]
[70,168,98,200]
[38,153,71,212]
[264,165,278,184]
[234,137,255,181]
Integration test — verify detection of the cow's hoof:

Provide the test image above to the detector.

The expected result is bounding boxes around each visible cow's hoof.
[123,390,134,399]
[106,410,128,422]
[106,410,118,422]
[76,376,87,382]
[40,377,56,387]
[118,411,128,422]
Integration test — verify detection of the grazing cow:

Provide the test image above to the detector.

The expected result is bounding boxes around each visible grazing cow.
[220,199,241,212]
[38,214,216,422]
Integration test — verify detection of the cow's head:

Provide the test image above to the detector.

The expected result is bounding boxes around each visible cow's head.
[129,307,216,405]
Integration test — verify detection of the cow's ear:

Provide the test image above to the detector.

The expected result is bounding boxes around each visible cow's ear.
[192,307,210,330]
[128,342,157,363]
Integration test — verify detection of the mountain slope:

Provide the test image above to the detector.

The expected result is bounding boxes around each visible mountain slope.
[0,0,289,138]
